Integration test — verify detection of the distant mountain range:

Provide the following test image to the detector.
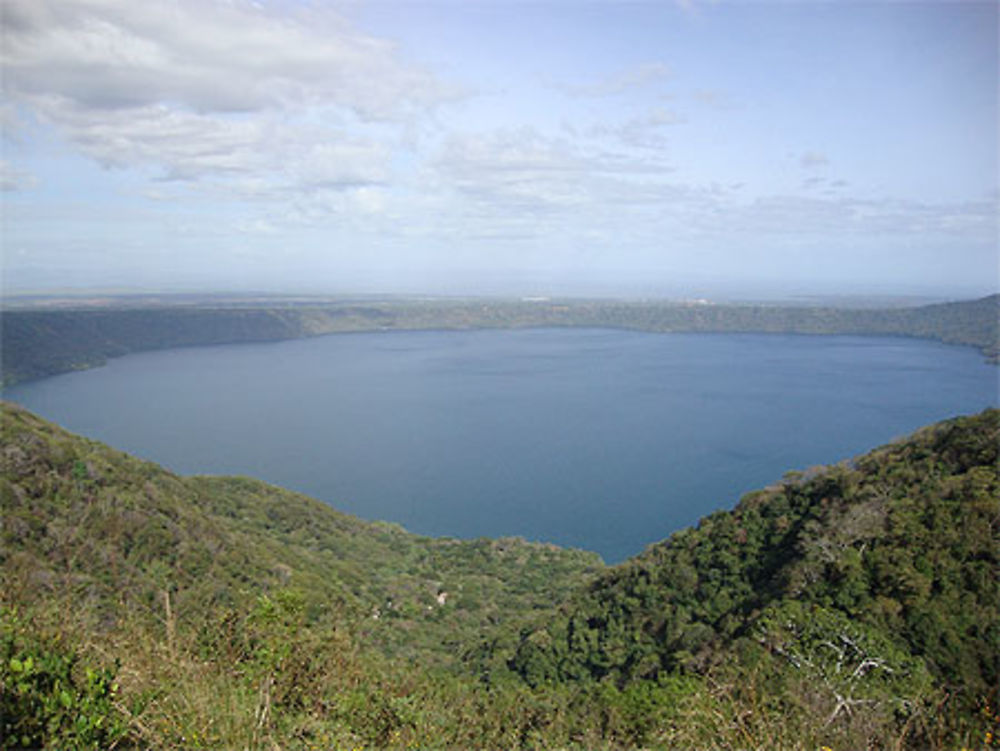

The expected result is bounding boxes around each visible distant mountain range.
[2,293,997,386]
[2,403,997,749]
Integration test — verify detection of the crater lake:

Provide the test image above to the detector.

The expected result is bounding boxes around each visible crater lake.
[5,328,997,563]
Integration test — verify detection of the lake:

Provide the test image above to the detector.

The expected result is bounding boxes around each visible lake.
[4,329,997,563]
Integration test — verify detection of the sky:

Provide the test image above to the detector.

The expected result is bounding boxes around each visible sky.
[1,0,997,299]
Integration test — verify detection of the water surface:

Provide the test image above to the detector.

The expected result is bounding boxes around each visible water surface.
[5,329,997,562]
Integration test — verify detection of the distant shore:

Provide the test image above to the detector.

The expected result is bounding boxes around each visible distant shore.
[2,294,997,387]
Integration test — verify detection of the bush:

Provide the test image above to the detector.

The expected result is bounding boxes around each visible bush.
[0,607,129,750]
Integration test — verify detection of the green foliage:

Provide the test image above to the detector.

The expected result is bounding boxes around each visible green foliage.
[755,601,934,727]
[591,673,703,747]
[0,401,600,676]
[1,402,997,748]
[0,607,129,750]
[510,409,999,746]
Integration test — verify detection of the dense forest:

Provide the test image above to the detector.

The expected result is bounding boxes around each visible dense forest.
[2,403,997,749]
[2,293,997,386]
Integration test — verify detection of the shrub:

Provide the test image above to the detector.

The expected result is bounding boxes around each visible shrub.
[0,607,129,750]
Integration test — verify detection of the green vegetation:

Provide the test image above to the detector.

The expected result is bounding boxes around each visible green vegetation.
[510,410,999,740]
[2,608,128,750]
[2,294,997,386]
[2,402,998,748]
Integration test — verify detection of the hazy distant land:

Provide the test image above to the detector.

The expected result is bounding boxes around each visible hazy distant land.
[2,293,997,387]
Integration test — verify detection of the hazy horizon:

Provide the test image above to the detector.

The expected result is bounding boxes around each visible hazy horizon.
[1,279,992,308]
[2,1,997,298]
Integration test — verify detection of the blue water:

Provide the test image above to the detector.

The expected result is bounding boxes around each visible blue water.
[4,329,997,562]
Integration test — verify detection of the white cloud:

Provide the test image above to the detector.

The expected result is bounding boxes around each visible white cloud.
[432,128,676,215]
[690,89,734,109]
[799,150,829,169]
[279,136,392,192]
[587,106,687,149]
[434,129,590,210]
[1,0,457,200]
[0,159,37,191]
[2,0,454,118]
[235,218,278,236]
[721,195,997,241]
[30,97,272,177]
[557,62,670,98]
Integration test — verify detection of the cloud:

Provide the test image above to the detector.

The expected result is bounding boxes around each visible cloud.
[799,151,829,169]
[557,62,670,98]
[432,128,676,216]
[587,106,687,149]
[691,89,734,109]
[433,129,592,211]
[800,176,849,195]
[0,159,37,191]
[723,195,997,241]
[1,0,457,198]
[2,0,454,118]
[235,218,278,236]
[423,125,988,251]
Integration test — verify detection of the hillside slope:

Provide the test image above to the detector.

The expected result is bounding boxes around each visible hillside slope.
[0,401,601,667]
[511,409,999,731]
[2,404,998,749]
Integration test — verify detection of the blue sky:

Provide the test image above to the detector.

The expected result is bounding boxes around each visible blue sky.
[2,0,996,299]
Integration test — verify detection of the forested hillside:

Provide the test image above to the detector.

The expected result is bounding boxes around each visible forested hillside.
[2,404,997,749]
[510,410,998,702]
[2,294,997,386]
